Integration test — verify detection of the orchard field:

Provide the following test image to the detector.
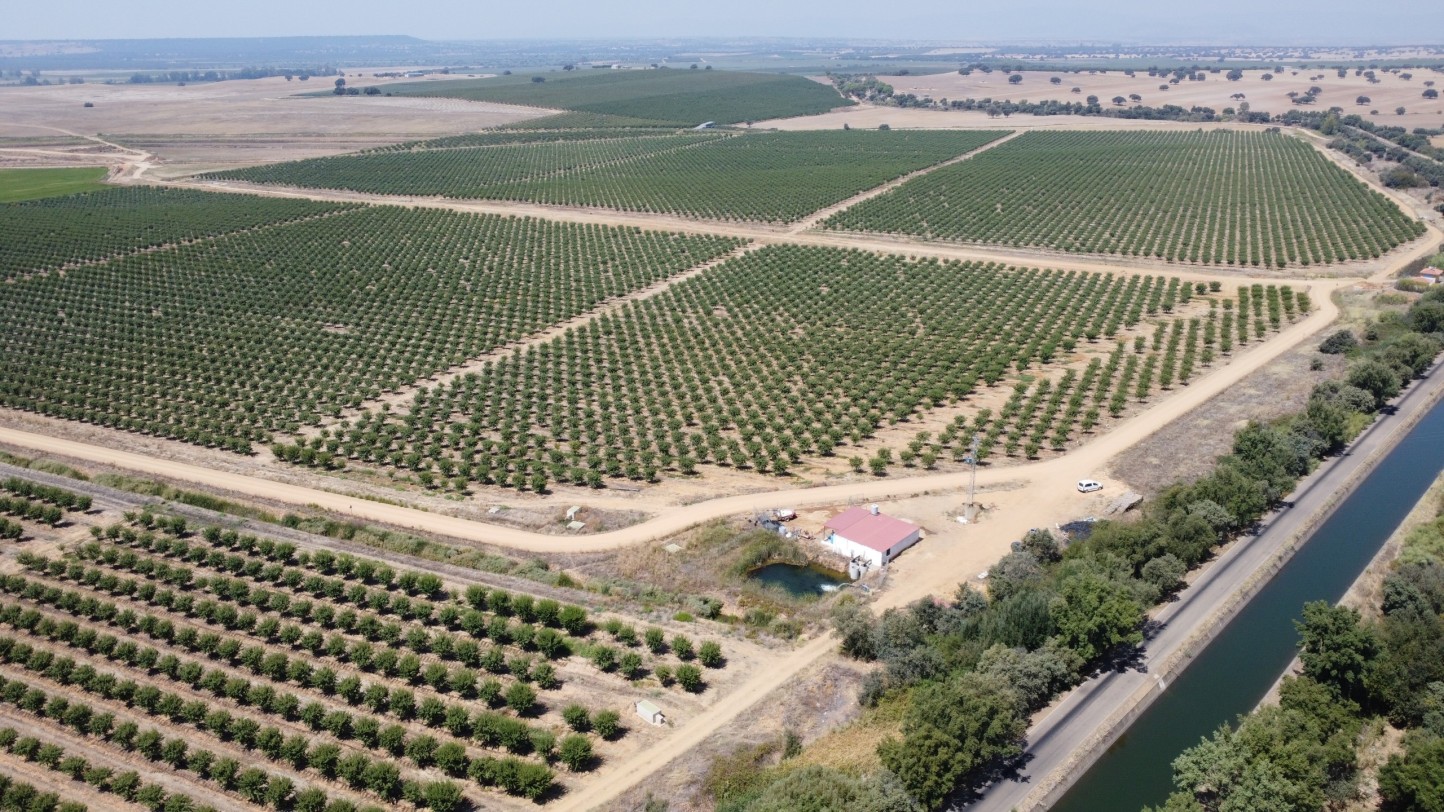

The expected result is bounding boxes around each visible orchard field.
[380,69,853,127]
[825,130,1424,267]
[277,245,1306,491]
[0,187,352,281]
[0,202,739,452]
[205,129,1009,224]
[0,474,733,812]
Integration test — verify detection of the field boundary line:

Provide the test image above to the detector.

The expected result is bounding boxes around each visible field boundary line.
[788,128,1021,233]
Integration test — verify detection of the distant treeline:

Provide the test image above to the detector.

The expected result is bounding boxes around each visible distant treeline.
[125,66,339,84]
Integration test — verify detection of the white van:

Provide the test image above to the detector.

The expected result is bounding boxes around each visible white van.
[1077,479,1103,493]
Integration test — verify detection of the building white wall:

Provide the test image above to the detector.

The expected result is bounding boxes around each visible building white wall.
[827,534,884,568]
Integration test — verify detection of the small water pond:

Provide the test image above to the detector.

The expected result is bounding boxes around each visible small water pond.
[747,562,850,597]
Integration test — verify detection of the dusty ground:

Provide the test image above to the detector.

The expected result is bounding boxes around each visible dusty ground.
[605,657,868,812]
[888,68,1444,130]
[0,73,548,175]
[1110,278,1426,496]
[1107,320,1348,496]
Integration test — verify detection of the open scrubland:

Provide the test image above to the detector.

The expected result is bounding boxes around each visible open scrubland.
[889,67,1444,130]
[0,201,739,451]
[203,129,1008,224]
[382,69,853,127]
[826,130,1425,267]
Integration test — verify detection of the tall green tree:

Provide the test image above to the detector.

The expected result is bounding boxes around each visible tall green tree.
[879,674,1024,810]
[1050,570,1144,662]
[1295,601,1377,704]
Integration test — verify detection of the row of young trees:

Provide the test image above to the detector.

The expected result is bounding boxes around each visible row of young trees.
[98,514,719,678]
[827,130,1425,267]
[209,130,1009,224]
[284,247,1218,490]
[801,290,1444,810]
[0,204,738,452]
[0,571,565,805]
[1,477,90,512]
[0,769,85,812]
[0,670,468,811]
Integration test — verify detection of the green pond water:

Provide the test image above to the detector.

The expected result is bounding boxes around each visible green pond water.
[748,562,850,597]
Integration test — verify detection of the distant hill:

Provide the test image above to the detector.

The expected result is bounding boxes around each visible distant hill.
[385,69,853,126]
[0,35,439,70]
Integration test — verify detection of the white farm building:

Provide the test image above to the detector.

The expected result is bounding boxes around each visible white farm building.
[823,505,922,568]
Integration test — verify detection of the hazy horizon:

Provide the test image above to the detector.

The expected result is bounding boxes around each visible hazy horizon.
[9,0,1444,47]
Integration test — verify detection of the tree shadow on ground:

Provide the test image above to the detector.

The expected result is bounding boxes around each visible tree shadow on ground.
[946,748,1036,807]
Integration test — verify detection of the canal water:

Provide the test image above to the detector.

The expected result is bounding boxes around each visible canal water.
[1050,393,1444,812]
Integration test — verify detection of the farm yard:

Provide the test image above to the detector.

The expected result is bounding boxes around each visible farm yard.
[0,204,739,451]
[0,472,742,812]
[204,129,1009,224]
[284,244,1308,491]
[380,69,853,127]
[825,130,1425,267]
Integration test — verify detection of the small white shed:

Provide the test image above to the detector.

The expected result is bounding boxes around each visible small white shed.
[635,700,666,726]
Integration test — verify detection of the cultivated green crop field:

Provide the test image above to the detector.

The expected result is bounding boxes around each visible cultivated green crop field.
[825,130,1424,267]
[0,166,109,202]
[289,245,1301,490]
[206,130,1009,223]
[383,69,852,126]
[0,186,351,281]
[0,202,739,451]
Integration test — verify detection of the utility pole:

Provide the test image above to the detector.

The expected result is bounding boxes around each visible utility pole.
[965,432,981,522]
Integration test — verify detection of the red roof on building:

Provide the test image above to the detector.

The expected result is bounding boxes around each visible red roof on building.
[824,506,918,553]
[1422,267,1443,278]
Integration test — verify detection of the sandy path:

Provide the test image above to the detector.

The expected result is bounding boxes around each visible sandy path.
[549,634,837,812]
[786,129,1023,233]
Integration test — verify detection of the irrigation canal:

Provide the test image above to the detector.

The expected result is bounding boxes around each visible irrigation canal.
[1049,383,1444,811]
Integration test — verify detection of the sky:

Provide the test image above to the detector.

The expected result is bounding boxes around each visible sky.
[6,0,1443,44]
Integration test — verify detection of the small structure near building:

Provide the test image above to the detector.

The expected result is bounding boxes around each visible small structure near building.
[1418,267,1442,285]
[635,700,666,726]
[823,505,922,568]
